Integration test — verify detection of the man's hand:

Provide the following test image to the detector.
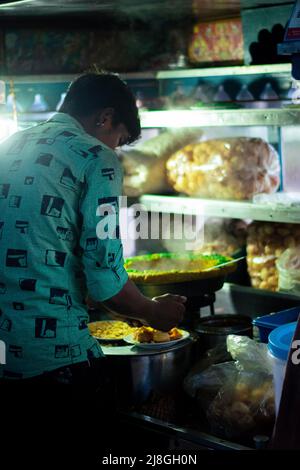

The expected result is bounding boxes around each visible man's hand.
[96,279,186,333]
[149,293,186,332]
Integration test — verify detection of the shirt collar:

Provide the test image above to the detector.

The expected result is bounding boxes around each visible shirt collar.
[47,112,87,134]
[46,112,116,153]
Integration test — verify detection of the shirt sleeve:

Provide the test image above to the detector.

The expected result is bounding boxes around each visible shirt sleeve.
[78,150,128,302]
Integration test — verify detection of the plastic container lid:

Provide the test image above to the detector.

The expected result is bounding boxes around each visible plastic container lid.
[268,322,297,361]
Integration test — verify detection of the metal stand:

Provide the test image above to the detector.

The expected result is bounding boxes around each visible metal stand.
[182,292,216,330]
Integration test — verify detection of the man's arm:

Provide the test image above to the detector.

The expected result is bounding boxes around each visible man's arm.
[80,152,185,331]
[102,278,186,331]
[87,277,186,331]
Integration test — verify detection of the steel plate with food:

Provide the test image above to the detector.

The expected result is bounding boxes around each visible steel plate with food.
[123,325,190,349]
[124,252,238,284]
[88,320,138,341]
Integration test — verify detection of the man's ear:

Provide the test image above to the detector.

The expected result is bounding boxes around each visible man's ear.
[97,107,114,128]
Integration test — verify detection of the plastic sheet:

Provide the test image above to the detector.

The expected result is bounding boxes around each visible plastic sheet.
[166,137,280,200]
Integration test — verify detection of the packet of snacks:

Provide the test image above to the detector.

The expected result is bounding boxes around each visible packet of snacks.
[120,128,203,197]
[166,137,280,200]
[184,335,275,440]
[247,222,300,291]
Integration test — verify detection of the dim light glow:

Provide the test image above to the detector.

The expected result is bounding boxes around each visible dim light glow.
[0,117,18,142]
[0,1,34,8]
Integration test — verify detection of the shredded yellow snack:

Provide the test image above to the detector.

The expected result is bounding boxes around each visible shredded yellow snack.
[88,321,137,339]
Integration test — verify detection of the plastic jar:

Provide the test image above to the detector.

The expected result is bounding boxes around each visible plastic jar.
[268,322,297,414]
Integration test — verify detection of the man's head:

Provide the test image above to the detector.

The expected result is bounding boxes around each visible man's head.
[59,72,141,149]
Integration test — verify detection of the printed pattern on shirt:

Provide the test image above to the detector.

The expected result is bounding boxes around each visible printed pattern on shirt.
[0,113,130,378]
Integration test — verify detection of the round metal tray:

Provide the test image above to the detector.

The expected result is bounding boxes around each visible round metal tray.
[136,274,227,298]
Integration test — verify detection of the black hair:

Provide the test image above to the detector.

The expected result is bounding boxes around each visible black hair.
[59,71,141,145]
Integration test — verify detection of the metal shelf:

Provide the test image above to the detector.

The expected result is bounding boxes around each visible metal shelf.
[139,195,300,224]
[0,64,290,83]
[10,107,300,128]
[8,108,300,128]
[0,71,156,84]
[139,107,300,127]
[156,63,292,79]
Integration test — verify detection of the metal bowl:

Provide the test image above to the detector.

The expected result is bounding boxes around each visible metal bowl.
[195,314,253,353]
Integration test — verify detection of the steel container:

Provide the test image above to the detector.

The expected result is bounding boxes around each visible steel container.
[195,314,253,353]
[102,338,196,406]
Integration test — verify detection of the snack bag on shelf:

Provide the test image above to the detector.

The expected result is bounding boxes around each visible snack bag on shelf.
[246,222,300,291]
[120,128,203,196]
[166,137,280,200]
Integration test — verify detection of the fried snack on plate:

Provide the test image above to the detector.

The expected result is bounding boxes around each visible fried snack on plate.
[153,331,170,343]
[133,326,183,343]
[169,327,183,341]
[133,326,154,343]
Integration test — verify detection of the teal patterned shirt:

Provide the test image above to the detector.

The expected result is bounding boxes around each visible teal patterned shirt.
[0,113,128,379]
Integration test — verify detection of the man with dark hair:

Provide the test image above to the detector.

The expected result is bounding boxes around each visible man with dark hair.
[0,72,185,460]
[59,72,141,145]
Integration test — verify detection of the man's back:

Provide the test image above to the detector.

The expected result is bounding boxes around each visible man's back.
[0,113,114,378]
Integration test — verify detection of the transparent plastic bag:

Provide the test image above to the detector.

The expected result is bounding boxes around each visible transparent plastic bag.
[276,247,300,294]
[193,218,248,256]
[160,217,248,257]
[253,192,300,207]
[166,137,280,200]
[207,371,275,439]
[184,335,275,440]
[184,361,238,407]
[226,335,272,375]
[246,222,300,291]
[184,342,233,401]
[121,128,203,196]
